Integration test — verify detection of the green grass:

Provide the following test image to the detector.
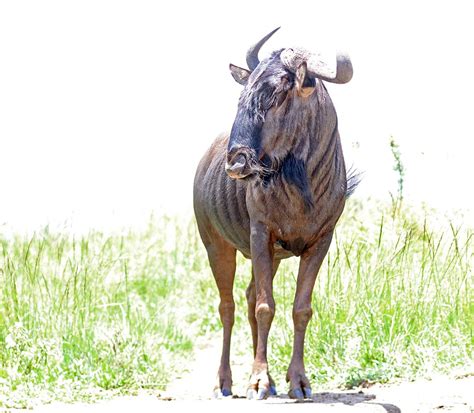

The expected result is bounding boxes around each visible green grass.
[269,200,473,389]
[0,217,206,408]
[0,200,472,407]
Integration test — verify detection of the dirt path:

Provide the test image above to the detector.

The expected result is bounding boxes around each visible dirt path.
[161,336,474,412]
[12,337,474,413]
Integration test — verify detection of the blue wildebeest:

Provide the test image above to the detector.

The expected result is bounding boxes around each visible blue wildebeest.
[193,28,356,400]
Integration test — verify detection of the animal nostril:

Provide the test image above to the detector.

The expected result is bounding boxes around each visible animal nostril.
[228,152,246,166]
[225,154,248,178]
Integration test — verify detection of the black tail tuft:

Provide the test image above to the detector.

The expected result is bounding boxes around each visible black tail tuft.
[346,166,362,198]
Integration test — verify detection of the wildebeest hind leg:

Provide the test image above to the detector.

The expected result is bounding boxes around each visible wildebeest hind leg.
[204,235,237,398]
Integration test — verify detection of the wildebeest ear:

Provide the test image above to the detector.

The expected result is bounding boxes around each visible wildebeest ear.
[295,62,315,98]
[229,64,251,85]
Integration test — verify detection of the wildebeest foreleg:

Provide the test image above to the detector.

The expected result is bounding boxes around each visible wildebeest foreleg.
[246,259,280,395]
[206,240,237,398]
[247,222,275,400]
[287,233,333,400]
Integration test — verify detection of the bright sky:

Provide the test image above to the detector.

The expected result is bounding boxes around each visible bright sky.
[1,1,473,232]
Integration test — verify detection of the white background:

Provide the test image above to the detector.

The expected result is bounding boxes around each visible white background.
[1,1,473,232]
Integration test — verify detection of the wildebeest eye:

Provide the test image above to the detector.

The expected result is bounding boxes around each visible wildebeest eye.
[303,77,315,88]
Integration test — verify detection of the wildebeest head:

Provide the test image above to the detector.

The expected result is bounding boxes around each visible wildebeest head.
[225,28,353,180]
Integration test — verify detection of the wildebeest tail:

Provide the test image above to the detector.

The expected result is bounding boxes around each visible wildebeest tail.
[346,166,361,198]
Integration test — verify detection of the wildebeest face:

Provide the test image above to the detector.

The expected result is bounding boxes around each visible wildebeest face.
[224,28,352,181]
[225,53,314,180]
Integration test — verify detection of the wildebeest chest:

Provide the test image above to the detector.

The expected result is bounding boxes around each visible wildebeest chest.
[246,167,345,258]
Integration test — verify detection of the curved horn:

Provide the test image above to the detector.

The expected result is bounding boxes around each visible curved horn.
[280,48,353,84]
[246,27,280,71]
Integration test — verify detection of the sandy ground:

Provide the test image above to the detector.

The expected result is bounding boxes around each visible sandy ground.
[5,338,473,413]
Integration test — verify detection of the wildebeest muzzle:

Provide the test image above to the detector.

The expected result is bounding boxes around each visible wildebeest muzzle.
[225,146,258,180]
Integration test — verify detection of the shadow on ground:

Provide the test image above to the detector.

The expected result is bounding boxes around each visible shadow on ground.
[312,392,401,413]
[224,391,401,412]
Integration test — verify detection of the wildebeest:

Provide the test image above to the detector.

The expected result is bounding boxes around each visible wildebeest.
[193,28,356,400]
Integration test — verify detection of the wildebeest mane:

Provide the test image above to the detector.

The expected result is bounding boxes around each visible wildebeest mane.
[261,153,313,209]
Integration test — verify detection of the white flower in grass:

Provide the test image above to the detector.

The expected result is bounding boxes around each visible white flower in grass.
[5,333,16,349]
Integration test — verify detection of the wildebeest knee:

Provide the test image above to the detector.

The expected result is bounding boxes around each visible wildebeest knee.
[219,300,235,314]
[256,302,275,324]
[293,307,313,331]
[219,301,235,325]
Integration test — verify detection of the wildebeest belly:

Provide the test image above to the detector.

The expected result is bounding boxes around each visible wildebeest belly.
[275,237,307,257]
